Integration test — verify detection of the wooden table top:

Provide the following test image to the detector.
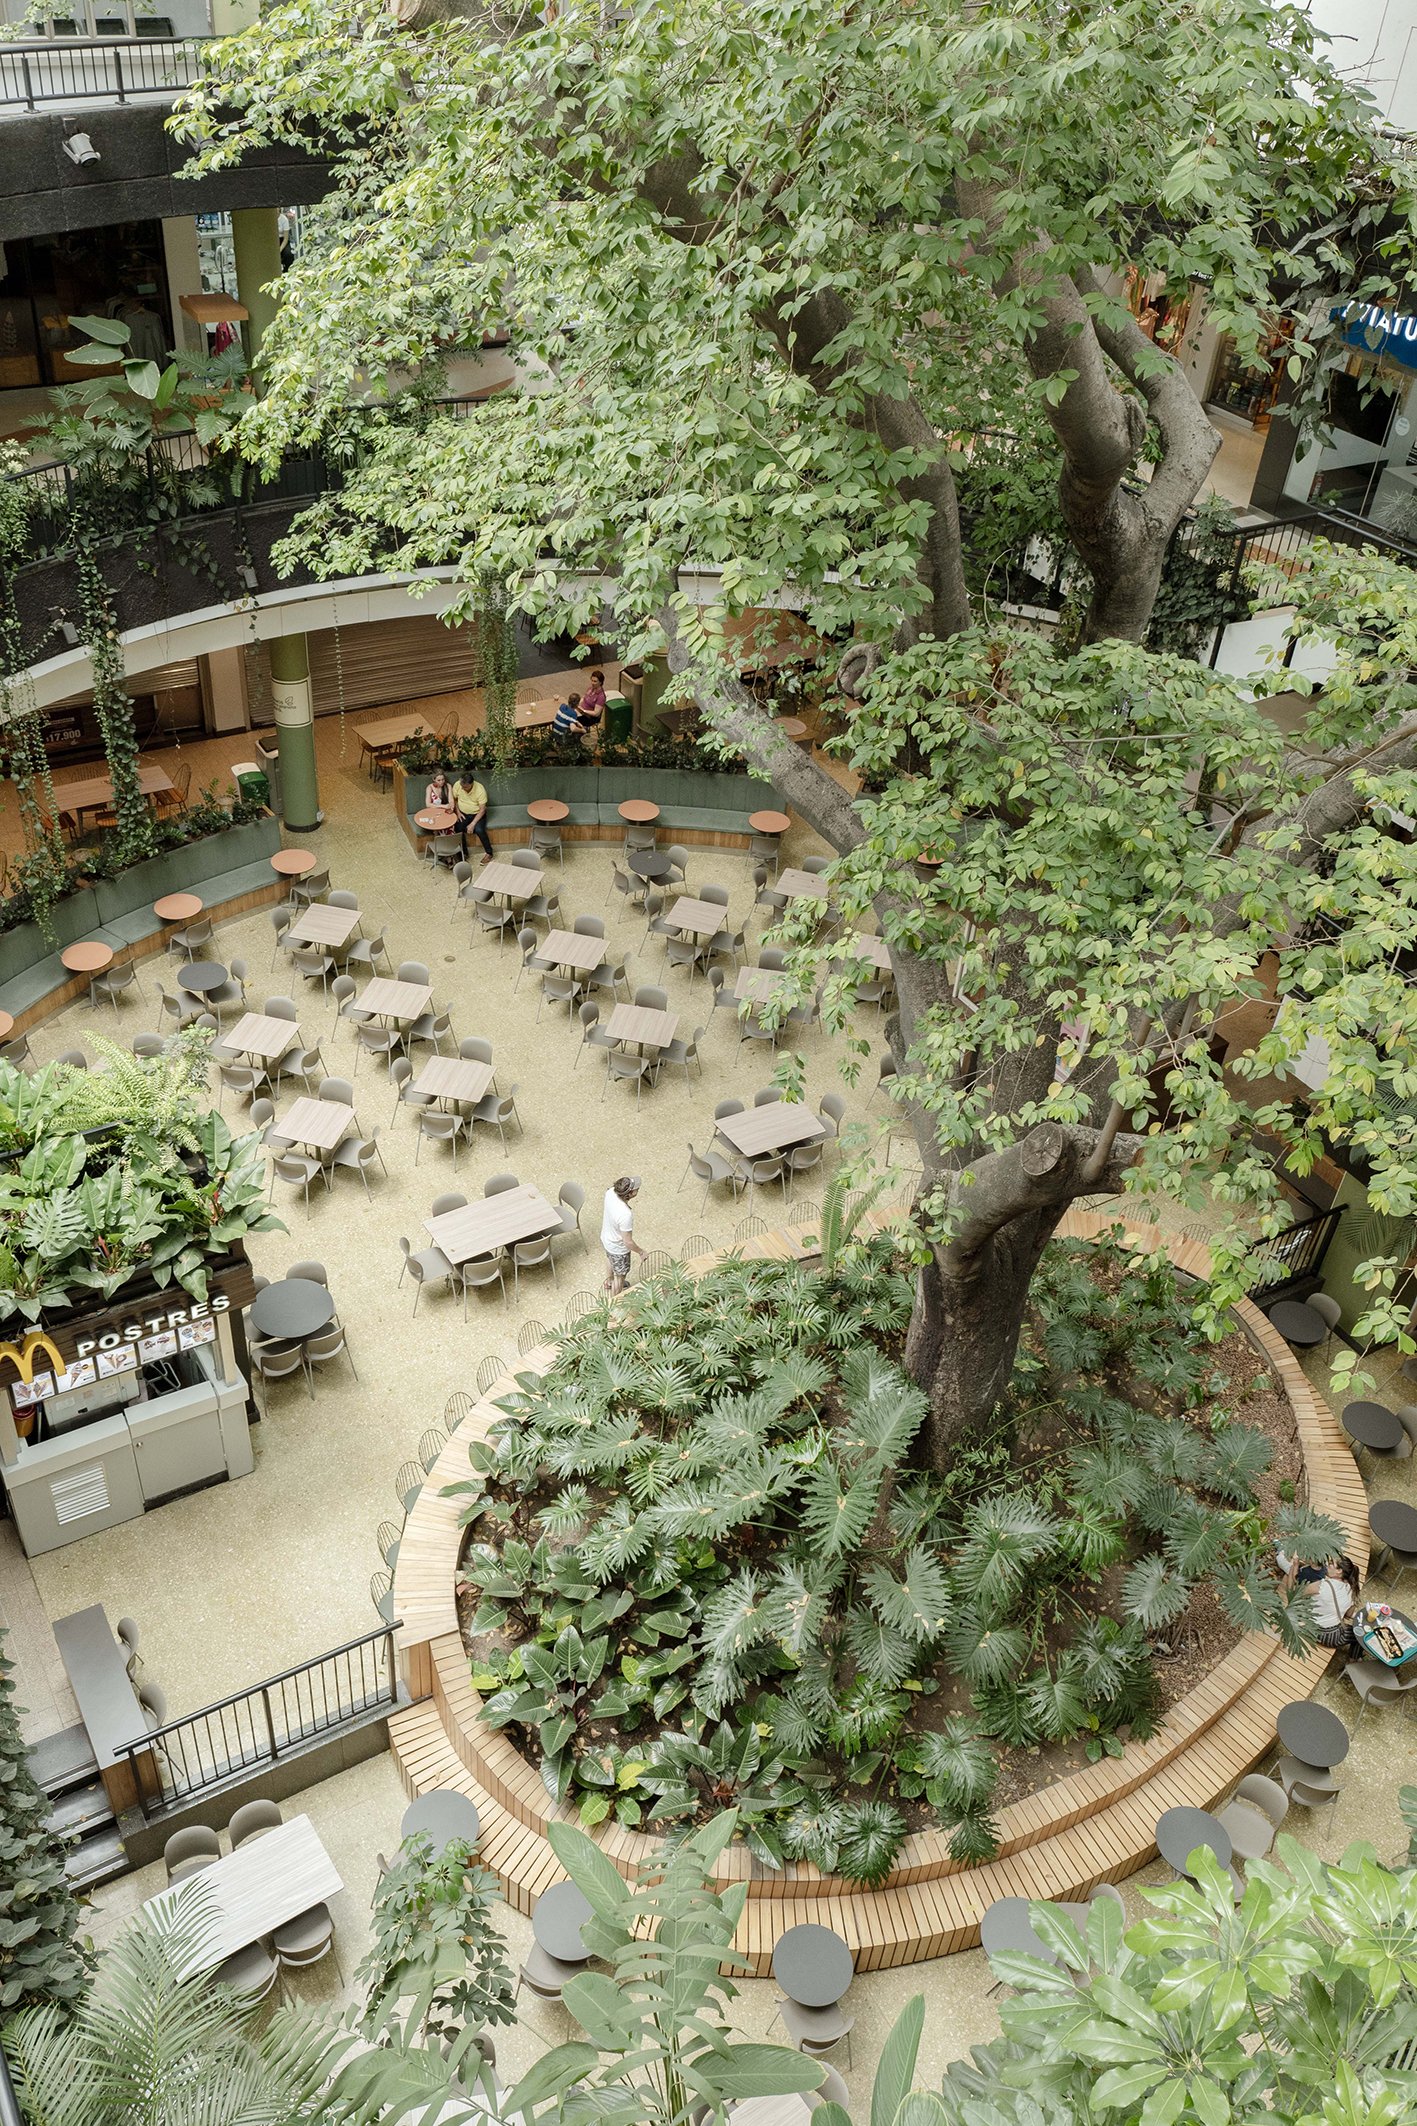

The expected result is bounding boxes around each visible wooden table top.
[425,1182,561,1266]
[541,928,607,971]
[606,1002,678,1049]
[478,860,543,901]
[776,867,829,900]
[414,807,457,832]
[748,810,791,834]
[735,966,790,1005]
[61,940,113,973]
[776,717,808,741]
[144,1815,342,1978]
[153,892,204,922]
[666,895,727,937]
[359,977,433,1021]
[0,1012,13,1042]
[225,1011,300,1061]
[412,1055,495,1105]
[288,903,361,947]
[527,798,569,822]
[727,2098,812,2126]
[618,799,660,823]
[359,711,431,752]
[716,1104,826,1157]
[279,1096,356,1152]
[850,933,891,971]
[53,762,175,814]
[270,848,318,877]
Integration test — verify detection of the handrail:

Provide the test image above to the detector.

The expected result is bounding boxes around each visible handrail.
[0,34,207,111]
[113,1620,402,1819]
[1245,1205,1345,1301]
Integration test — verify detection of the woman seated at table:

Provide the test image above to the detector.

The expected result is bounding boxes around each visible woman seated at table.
[424,767,452,810]
[552,693,586,741]
[577,670,607,729]
[1279,1549,1362,1653]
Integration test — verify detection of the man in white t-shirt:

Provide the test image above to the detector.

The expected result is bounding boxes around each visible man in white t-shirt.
[601,1175,645,1294]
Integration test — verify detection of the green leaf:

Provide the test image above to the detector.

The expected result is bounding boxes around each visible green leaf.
[871,1994,925,2126]
[710,2042,824,2098]
[68,313,131,346]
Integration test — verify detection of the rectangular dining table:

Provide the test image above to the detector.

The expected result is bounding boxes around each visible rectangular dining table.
[278,1097,356,1152]
[142,1814,343,1978]
[715,1104,826,1158]
[666,896,728,937]
[735,966,792,1006]
[425,1183,562,1266]
[541,928,607,972]
[606,1002,678,1051]
[479,860,544,903]
[849,932,891,970]
[412,1055,495,1106]
[287,903,361,948]
[53,762,176,822]
[224,1011,300,1062]
[359,977,433,1022]
[775,867,830,901]
[358,711,431,759]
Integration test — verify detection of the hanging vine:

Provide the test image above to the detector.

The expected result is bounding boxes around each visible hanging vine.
[0,444,71,939]
[73,531,156,868]
[470,571,518,776]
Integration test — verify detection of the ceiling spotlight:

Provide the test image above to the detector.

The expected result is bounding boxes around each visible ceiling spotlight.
[62,133,100,167]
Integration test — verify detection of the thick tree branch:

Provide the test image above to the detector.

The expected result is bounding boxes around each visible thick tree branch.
[946,1119,1147,1261]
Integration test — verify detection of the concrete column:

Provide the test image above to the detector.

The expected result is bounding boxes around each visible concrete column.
[231,208,283,369]
[161,217,203,355]
[268,635,321,832]
[201,648,249,734]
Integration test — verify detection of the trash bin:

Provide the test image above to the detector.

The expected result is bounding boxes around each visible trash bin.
[231,763,270,808]
[255,736,282,819]
[605,693,633,745]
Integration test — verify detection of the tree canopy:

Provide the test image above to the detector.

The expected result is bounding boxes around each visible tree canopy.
[175,0,1417,1441]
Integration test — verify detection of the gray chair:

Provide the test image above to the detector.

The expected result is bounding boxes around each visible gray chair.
[115,1616,142,1677]
[212,1942,279,2002]
[397,959,431,985]
[802,855,831,874]
[682,1141,743,1209]
[327,889,359,910]
[168,1854,220,1884]
[603,1052,652,1104]
[332,974,372,1034]
[808,2066,851,2111]
[774,1997,854,2068]
[252,1341,311,1408]
[269,1150,329,1217]
[471,1086,521,1149]
[431,1192,468,1217]
[1344,1658,1417,1725]
[131,1032,165,1058]
[537,970,583,1020]
[459,1251,507,1316]
[390,1057,435,1126]
[485,1173,520,1196]
[288,1261,328,1286]
[1217,1774,1288,1862]
[139,1682,168,1731]
[345,924,391,975]
[819,1091,847,1138]
[634,984,669,1012]
[274,1902,338,1979]
[1274,1753,1341,1810]
[515,1942,582,2005]
[759,947,789,971]
[354,1023,405,1072]
[229,1799,283,1847]
[459,1036,494,1066]
[512,1232,558,1300]
[331,1130,386,1195]
[557,1181,586,1244]
[398,1236,454,1316]
[306,1323,359,1384]
[318,1076,355,1108]
[264,996,299,1021]
[165,1825,220,1879]
[514,926,553,992]
[754,1087,783,1107]
[90,960,143,1011]
[575,1000,617,1070]
[1307,1292,1342,1348]
[715,1097,745,1120]
[268,906,295,966]
[414,1111,464,1167]
[655,1025,703,1085]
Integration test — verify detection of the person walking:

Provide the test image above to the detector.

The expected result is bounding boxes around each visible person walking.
[600,1175,645,1295]
[451,766,493,861]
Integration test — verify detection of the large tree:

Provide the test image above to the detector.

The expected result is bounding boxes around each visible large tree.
[177,0,1417,1449]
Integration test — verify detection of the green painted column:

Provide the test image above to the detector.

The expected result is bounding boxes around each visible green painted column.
[231,208,283,368]
[269,634,320,833]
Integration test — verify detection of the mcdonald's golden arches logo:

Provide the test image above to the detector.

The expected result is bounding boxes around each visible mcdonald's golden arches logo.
[0,1331,66,1386]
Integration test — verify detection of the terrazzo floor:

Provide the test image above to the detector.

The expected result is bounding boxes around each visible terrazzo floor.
[6,712,1417,2117]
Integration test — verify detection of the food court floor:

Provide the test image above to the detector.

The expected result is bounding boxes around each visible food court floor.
[6,714,1417,2114]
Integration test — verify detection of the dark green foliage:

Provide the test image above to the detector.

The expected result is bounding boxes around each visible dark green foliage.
[457,1235,1311,1886]
[355,1832,517,2049]
[0,1632,87,2012]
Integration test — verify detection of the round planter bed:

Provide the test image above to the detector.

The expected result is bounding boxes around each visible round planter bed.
[388,1208,1365,1967]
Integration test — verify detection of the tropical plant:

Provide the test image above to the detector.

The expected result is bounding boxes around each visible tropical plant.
[937,1836,1417,2126]
[173,0,1417,1454]
[356,1830,517,2053]
[0,1632,87,2015]
[503,1813,823,2124]
[0,1040,281,1327]
[73,536,154,869]
[1,1879,490,2126]
[455,1235,1336,1882]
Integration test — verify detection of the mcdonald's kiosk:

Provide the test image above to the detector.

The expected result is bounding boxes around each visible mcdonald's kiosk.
[0,1261,256,1557]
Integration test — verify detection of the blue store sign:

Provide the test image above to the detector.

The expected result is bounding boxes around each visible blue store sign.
[1338,300,1417,372]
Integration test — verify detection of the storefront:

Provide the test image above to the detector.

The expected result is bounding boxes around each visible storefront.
[0,223,172,393]
[0,1261,257,1555]
[1249,303,1417,536]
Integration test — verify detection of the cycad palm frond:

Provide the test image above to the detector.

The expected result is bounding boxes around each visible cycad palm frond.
[952,1497,1059,1601]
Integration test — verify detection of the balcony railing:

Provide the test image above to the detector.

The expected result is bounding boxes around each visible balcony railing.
[1246,1206,1345,1303]
[0,34,206,110]
[114,1621,402,1819]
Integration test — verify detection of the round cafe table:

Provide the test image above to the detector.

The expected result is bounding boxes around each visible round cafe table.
[532,1881,593,1963]
[153,892,203,924]
[776,717,808,744]
[271,848,317,880]
[1276,1698,1350,1772]
[627,848,672,879]
[618,799,660,825]
[0,1011,12,1043]
[176,960,227,996]
[1155,1806,1232,1878]
[1371,1497,1417,1567]
[61,941,113,975]
[1266,1299,1327,1349]
[249,1279,335,1344]
[749,809,791,836]
[1343,1401,1403,1456]
[771,1923,854,2009]
[414,807,457,834]
[527,798,569,824]
[400,1788,480,1856]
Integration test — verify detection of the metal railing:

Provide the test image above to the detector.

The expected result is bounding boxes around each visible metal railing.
[114,1621,401,1818]
[1246,1206,1345,1303]
[0,34,206,110]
